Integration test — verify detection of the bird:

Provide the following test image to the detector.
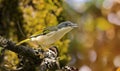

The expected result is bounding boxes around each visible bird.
[16,21,78,48]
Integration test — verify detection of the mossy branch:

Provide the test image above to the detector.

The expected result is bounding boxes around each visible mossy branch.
[0,36,41,65]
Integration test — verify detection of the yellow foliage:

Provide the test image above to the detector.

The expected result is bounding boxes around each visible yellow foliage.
[96,17,113,31]
[19,0,63,36]
[54,39,71,61]
[4,50,19,70]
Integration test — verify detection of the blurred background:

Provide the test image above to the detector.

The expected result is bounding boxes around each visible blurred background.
[0,0,120,71]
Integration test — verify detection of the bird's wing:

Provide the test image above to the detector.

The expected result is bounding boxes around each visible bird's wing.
[16,26,58,45]
[30,26,58,37]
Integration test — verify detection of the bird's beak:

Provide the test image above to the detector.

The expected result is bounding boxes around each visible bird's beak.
[71,23,78,28]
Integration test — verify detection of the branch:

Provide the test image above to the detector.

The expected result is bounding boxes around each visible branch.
[0,36,78,71]
[0,36,41,65]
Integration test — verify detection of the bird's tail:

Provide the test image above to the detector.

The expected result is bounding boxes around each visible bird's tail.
[16,38,30,45]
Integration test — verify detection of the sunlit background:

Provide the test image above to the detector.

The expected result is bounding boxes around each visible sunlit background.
[64,0,120,71]
[0,0,120,71]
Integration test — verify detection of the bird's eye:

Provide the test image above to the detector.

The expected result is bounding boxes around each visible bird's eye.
[65,23,68,26]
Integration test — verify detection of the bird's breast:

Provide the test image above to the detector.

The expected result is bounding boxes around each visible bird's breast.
[31,27,73,46]
[46,27,73,44]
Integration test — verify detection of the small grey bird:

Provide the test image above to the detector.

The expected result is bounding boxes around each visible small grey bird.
[17,21,78,48]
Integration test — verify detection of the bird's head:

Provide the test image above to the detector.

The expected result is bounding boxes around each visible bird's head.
[57,21,78,29]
